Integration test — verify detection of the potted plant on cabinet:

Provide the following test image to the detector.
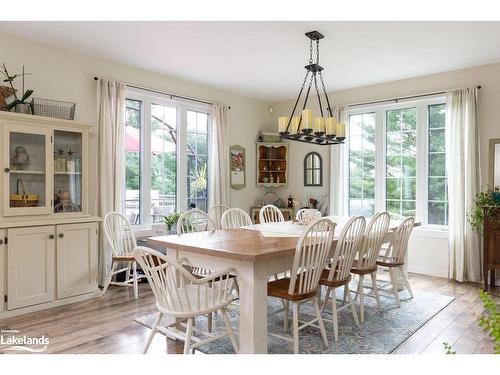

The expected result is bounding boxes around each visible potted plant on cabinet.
[0,63,33,114]
[468,186,500,233]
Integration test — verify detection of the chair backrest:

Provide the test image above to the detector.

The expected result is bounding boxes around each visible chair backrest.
[259,204,285,223]
[133,246,234,315]
[295,208,308,221]
[380,217,415,264]
[103,212,137,257]
[357,212,391,270]
[325,216,366,282]
[177,209,216,234]
[288,218,336,296]
[207,205,229,230]
[221,208,253,229]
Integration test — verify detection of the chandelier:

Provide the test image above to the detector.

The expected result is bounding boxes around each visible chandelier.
[278,31,346,145]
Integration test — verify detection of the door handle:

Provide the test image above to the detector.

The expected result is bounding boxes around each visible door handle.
[58,233,64,238]
[4,168,9,173]
[49,234,54,239]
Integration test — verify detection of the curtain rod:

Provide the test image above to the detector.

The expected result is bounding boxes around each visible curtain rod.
[347,85,482,108]
[92,76,229,108]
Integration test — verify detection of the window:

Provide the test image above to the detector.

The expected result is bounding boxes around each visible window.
[427,104,447,225]
[124,91,211,227]
[346,98,447,227]
[385,108,417,220]
[348,113,376,216]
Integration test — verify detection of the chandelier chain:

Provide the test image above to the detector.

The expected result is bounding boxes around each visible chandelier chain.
[316,40,320,64]
[309,39,313,64]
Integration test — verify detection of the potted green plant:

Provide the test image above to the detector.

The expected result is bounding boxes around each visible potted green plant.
[0,63,33,114]
[162,212,181,234]
[468,186,500,233]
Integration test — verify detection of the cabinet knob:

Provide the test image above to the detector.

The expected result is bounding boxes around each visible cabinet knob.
[0,239,3,245]
[58,233,64,238]
[4,168,9,173]
[49,234,54,239]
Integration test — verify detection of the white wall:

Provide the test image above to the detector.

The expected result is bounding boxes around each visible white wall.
[0,32,271,213]
[270,62,500,278]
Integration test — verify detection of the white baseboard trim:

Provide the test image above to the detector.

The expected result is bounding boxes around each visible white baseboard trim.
[408,264,448,278]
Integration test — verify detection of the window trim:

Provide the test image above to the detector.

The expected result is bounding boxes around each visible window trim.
[345,96,447,229]
[125,88,212,230]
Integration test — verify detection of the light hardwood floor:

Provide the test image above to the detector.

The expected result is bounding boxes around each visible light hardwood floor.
[0,272,498,354]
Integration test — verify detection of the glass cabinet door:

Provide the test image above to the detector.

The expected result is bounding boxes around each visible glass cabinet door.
[53,130,82,214]
[3,126,52,216]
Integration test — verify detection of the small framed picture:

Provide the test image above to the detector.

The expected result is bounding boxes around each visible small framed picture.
[230,144,245,190]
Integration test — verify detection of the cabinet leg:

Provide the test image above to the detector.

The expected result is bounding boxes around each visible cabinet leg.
[483,265,489,290]
[490,269,496,288]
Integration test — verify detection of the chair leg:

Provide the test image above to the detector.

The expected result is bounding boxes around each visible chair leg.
[330,287,339,341]
[292,302,299,354]
[389,268,401,307]
[343,283,349,305]
[358,275,365,323]
[221,308,239,353]
[143,312,162,354]
[132,261,139,299]
[400,266,414,299]
[354,275,362,302]
[207,313,213,333]
[125,261,131,282]
[370,272,382,308]
[101,261,117,296]
[346,287,359,327]
[284,300,289,332]
[313,296,329,348]
[321,287,332,312]
[183,317,194,354]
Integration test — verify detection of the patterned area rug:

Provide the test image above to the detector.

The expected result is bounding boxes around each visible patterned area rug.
[134,290,454,354]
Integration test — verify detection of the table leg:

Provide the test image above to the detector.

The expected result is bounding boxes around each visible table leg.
[237,260,268,354]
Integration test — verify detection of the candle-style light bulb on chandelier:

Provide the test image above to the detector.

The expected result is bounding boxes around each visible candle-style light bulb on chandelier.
[278,31,346,145]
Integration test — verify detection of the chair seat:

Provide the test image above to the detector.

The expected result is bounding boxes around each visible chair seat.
[318,269,351,288]
[267,277,319,301]
[112,255,136,261]
[350,260,377,275]
[376,257,404,267]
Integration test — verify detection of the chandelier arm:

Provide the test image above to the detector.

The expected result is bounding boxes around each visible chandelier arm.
[313,73,324,118]
[319,72,334,117]
[286,71,310,132]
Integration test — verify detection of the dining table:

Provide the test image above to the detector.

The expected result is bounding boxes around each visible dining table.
[147,215,420,354]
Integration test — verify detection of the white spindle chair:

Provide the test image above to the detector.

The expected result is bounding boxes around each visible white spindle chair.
[349,212,391,322]
[267,218,335,354]
[319,215,366,341]
[295,208,308,221]
[207,205,229,230]
[259,204,285,223]
[221,208,252,229]
[133,246,239,354]
[102,212,146,299]
[376,217,415,306]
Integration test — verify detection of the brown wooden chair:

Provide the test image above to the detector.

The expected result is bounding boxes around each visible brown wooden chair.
[319,215,366,341]
[267,218,335,353]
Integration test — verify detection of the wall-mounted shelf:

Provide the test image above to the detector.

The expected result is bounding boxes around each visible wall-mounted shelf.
[256,142,288,187]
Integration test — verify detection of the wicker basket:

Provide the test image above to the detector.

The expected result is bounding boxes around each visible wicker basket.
[10,178,39,207]
[31,97,76,120]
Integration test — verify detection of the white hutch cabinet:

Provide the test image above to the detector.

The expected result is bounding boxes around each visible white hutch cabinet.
[0,111,101,318]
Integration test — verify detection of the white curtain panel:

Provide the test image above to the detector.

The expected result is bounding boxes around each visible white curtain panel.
[446,87,481,283]
[209,104,230,207]
[97,79,126,285]
[329,106,348,215]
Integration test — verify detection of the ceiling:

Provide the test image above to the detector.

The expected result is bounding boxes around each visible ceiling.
[1,21,500,102]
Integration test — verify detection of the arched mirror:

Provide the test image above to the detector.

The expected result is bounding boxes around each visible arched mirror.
[304,152,322,186]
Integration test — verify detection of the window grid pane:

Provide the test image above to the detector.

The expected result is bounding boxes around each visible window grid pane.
[187,110,209,212]
[348,113,376,217]
[385,107,417,220]
[125,99,142,225]
[428,103,448,225]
